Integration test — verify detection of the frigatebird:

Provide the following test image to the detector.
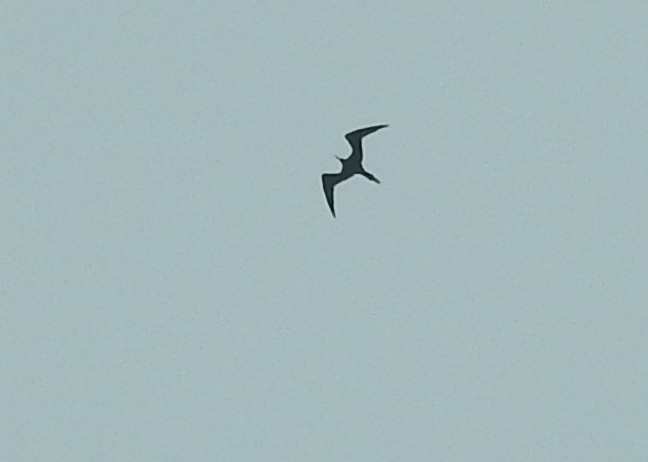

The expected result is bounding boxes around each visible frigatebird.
[321,125,388,217]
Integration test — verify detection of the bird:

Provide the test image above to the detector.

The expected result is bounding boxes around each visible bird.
[321,124,388,217]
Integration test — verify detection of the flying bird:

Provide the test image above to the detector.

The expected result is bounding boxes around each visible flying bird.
[321,125,388,217]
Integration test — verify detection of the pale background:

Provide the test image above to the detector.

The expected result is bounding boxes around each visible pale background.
[2,1,647,461]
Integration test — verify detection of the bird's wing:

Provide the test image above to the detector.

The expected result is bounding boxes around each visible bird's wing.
[322,172,347,217]
[344,124,388,161]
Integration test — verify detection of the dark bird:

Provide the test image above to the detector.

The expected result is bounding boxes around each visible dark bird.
[321,125,388,217]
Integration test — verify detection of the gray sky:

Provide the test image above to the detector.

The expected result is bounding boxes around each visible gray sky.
[2,1,647,461]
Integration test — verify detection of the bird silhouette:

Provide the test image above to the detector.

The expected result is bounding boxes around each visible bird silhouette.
[321,125,388,217]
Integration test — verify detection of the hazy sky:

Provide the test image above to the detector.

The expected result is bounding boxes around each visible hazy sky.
[2,1,647,461]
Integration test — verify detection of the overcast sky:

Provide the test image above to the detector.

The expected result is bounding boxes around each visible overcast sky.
[2,1,648,461]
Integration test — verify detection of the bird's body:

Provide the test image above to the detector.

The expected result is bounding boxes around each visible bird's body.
[321,125,387,217]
